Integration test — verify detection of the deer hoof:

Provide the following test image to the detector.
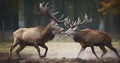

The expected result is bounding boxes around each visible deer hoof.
[40,55,45,58]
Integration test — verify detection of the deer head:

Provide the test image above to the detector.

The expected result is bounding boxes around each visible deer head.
[39,2,65,33]
[64,13,92,35]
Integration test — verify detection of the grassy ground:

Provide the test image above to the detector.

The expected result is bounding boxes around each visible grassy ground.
[0,39,120,63]
[0,40,120,57]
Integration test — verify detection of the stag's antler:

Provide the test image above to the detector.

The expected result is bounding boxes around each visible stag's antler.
[64,16,73,28]
[39,2,64,23]
[73,13,92,26]
[64,13,92,28]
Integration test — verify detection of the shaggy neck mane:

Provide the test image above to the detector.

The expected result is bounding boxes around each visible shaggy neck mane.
[40,23,54,42]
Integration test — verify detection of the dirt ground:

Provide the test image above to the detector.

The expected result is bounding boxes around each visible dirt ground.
[0,52,120,63]
[0,39,120,63]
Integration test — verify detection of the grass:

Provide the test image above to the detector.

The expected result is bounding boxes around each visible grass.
[0,41,12,52]
[0,39,120,51]
[0,39,120,59]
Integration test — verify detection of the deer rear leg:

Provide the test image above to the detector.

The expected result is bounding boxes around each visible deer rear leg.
[106,44,120,58]
[15,45,25,59]
[91,46,99,59]
[77,47,86,58]
[99,45,107,58]
[40,44,48,58]
[34,43,41,58]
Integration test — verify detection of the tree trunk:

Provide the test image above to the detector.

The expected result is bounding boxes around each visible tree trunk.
[1,20,5,41]
[24,0,34,27]
[95,0,105,31]
[19,0,25,28]
[99,15,105,31]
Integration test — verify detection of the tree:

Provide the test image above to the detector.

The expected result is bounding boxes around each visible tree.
[98,0,120,15]
[19,0,25,28]
[95,0,120,33]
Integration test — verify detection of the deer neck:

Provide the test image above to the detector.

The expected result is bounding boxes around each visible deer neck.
[73,31,85,42]
[43,24,53,35]
[40,24,54,40]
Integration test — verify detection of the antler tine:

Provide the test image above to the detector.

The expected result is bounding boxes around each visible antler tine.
[84,13,88,18]
[79,13,89,24]
[74,17,81,26]
[73,13,92,26]
[50,11,59,21]
[55,14,65,22]
[73,21,76,25]
[45,2,49,7]
[64,16,69,22]
[67,17,70,21]
[47,4,61,22]
[80,13,93,25]
[40,2,45,8]
[64,16,72,28]
[83,13,93,23]
[77,17,81,24]
[53,11,59,15]
[71,16,82,26]
[59,14,64,20]
[48,4,66,23]
[89,17,93,22]
[39,2,51,17]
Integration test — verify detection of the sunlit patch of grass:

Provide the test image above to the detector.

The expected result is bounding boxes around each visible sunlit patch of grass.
[0,41,12,52]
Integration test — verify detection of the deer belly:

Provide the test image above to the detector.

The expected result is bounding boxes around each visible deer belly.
[87,39,103,46]
[92,41,102,46]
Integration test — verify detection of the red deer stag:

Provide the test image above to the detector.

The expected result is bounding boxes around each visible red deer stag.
[8,2,64,59]
[64,14,120,58]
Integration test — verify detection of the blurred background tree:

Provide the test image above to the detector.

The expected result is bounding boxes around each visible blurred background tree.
[95,0,120,33]
[0,0,120,41]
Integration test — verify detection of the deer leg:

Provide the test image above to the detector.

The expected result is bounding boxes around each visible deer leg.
[91,46,99,59]
[77,47,86,58]
[34,43,41,58]
[15,45,25,59]
[8,42,19,59]
[99,45,107,58]
[40,44,48,58]
[106,44,120,58]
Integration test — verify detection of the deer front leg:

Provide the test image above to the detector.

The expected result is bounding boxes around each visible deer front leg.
[8,42,19,59]
[91,46,99,59]
[99,45,107,58]
[77,47,86,58]
[40,43,48,58]
[34,42,41,58]
[15,45,25,59]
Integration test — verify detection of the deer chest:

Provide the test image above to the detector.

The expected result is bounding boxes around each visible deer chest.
[73,36,83,42]
[41,33,55,42]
